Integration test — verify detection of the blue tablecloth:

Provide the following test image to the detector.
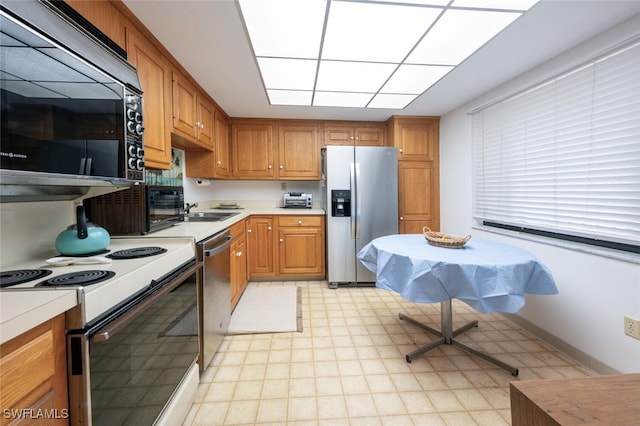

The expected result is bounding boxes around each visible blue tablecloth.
[357,234,558,314]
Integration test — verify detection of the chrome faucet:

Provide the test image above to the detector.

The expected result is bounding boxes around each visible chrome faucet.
[184,202,199,214]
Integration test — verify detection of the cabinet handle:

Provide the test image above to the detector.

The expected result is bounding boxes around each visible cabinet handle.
[279,238,283,243]
[216,160,221,165]
[400,216,404,220]
[268,226,272,231]
[236,251,242,257]
[268,165,272,169]
[247,229,252,233]
[280,165,284,169]
[298,220,302,225]
[195,121,200,127]
[399,148,403,153]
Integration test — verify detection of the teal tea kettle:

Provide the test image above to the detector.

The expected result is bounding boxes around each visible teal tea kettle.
[55,206,110,256]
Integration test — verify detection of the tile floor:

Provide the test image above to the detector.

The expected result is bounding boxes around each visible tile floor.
[185,281,594,425]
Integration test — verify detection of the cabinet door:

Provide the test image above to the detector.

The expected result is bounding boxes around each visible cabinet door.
[126,26,172,169]
[390,117,439,161]
[277,216,325,276]
[214,112,231,178]
[278,124,320,180]
[246,216,275,277]
[355,126,386,146]
[172,71,198,139]
[0,315,68,422]
[278,227,324,275]
[196,96,215,149]
[324,126,354,146]
[398,161,439,233]
[230,234,247,309]
[232,123,275,178]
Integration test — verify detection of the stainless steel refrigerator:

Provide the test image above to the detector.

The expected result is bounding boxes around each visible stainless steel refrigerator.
[324,146,398,288]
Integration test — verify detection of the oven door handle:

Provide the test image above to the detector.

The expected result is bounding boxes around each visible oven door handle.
[91,260,201,342]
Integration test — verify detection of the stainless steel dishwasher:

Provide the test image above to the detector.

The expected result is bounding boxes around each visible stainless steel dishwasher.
[197,229,232,370]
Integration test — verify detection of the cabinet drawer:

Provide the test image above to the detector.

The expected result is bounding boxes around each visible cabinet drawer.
[229,219,246,237]
[278,216,323,227]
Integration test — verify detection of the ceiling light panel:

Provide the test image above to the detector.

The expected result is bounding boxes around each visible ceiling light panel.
[257,58,317,90]
[381,64,453,94]
[316,60,397,92]
[238,0,327,58]
[321,1,441,63]
[407,9,520,65]
[238,0,539,109]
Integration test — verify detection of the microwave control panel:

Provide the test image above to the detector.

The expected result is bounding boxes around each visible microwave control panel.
[125,91,145,181]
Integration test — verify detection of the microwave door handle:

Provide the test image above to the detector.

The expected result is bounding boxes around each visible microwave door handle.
[90,261,200,342]
[78,158,86,175]
[85,157,92,175]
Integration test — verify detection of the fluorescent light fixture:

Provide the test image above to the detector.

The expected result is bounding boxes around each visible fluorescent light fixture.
[238,0,539,109]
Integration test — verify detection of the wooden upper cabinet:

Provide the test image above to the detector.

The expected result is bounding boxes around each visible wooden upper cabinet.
[324,123,386,147]
[184,109,230,179]
[387,116,439,161]
[278,123,320,180]
[171,71,214,151]
[65,0,126,50]
[231,121,275,179]
[126,25,172,169]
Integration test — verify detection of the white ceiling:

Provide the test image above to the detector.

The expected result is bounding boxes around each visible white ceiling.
[122,0,640,121]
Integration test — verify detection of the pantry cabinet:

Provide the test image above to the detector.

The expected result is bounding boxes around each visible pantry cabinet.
[231,121,275,179]
[277,216,325,277]
[323,123,386,147]
[125,24,173,169]
[184,110,231,179]
[277,123,321,180]
[388,116,440,233]
[246,216,276,278]
[0,315,69,425]
[171,71,215,151]
[230,220,247,310]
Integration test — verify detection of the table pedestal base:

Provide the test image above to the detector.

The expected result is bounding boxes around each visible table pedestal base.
[399,299,519,376]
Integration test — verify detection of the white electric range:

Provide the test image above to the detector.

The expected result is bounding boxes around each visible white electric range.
[0,236,195,324]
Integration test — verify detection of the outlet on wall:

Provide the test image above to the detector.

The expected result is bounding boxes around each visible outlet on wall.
[624,316,640,340]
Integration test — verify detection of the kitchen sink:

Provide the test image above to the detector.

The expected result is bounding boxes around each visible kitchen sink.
[183,212,240,222]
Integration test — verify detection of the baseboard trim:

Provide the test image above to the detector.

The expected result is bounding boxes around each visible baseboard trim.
[500,313,619,375]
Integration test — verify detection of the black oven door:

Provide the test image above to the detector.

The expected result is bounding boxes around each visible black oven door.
[67,260,200,426]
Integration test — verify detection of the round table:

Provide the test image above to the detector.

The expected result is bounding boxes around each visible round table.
[357,234,558,376]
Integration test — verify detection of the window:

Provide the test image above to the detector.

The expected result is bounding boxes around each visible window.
[472,38,640,254]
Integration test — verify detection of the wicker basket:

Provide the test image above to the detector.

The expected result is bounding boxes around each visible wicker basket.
[423,227,471,249]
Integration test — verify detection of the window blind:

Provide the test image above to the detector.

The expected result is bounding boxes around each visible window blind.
[472,39,640,251]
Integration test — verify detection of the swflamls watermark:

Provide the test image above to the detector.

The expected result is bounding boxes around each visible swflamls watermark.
[2,408,69,420]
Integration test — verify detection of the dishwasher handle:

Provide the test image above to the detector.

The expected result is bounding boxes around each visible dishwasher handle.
[203,234,232,257]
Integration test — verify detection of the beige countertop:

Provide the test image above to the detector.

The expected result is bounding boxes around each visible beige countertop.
[0,288,78,344]
[0,204,325,343]
[151,205,326,242]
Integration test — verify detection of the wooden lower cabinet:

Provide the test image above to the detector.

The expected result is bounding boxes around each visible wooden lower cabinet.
[230,220,247,310]
[0,315,69,425]
[398,161,440,233]
[246,215,325,279]
[277,216,325,277]
[246,216,276,278]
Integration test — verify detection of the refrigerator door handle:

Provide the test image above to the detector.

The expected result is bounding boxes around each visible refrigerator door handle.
[350,162,356,239]
[354,162,361,239]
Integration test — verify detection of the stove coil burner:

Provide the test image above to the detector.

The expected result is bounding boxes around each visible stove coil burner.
[0,269,53,288]
[37,270,116,287]
[107,246,167,260]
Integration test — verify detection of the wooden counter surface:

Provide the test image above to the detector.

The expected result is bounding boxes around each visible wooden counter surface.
[510,373,640,425]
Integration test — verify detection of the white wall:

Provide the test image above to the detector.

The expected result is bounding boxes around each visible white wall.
[440,14,640,373]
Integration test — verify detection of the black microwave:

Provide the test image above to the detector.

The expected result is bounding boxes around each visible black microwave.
[0,2,145,185]
[84,185,184,235]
